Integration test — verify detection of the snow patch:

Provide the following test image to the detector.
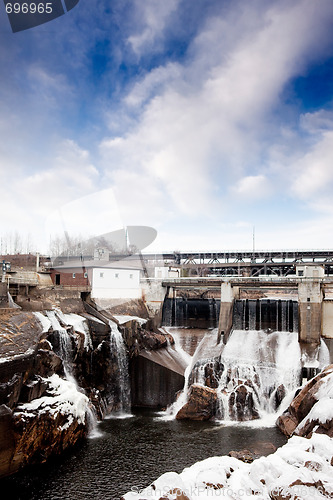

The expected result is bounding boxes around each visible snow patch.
[113,315,147,326]
[34,312,52,333]
[61,312,92,350]
[122,434,333,499]
[15,374,89,429]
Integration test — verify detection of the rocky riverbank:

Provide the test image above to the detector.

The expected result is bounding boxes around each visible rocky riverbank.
[277,364,333,438]
[0,304,175,478]
[122,433,333,499]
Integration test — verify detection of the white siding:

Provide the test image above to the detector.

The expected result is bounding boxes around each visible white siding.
[91,268,141,299]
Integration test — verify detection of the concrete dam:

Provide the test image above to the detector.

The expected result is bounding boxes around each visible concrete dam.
[137,270,333,420]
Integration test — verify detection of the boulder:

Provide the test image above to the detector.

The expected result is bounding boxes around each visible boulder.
[11,408,87,473]
[176,384,217,421]
[273,384,286,410]
[204,360,223,389]
[229,384,260,421]
[277,364,333,438]
[228,449,257,463]
[0,405,16,478]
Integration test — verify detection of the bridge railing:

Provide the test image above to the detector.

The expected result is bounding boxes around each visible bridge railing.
[151,276,333,286]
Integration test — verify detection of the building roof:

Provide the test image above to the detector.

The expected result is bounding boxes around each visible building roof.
[49,257,144,272]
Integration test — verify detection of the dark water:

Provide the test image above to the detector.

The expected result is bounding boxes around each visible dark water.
[2,410,287,500]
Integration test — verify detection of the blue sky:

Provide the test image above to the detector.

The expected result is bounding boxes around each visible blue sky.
[1,0,333,253]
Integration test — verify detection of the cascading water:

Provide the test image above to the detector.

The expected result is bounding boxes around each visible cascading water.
[162,329,220,419]
[107,321,132,417]
[162,297,313,423]
[45,310,75,382]
[162,297,221,328]
[215,329,302,422]
[43,309,100,437]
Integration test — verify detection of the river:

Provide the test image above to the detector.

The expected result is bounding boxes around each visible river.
[2,409,287,500]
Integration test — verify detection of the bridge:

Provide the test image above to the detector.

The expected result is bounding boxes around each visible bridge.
[114,249,333,277]
[164,249,333,277]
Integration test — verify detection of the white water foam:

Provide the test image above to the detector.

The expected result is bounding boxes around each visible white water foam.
[108,321,132,418]
[216,329,302,422]
[159,330,219,421]
[160,326,303,425]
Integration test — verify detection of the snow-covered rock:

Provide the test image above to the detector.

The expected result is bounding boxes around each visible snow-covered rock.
[277,364,333,438]
[121,434,333,499]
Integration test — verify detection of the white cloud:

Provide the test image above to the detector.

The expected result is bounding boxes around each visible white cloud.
[127,0,180,56]
[231,175,272,199]
[300,110,333,134]
[0,140,101,250]
[291,130,333,201]
[125,62,182,108]
[2,0,333,252]
[102,0,333,227]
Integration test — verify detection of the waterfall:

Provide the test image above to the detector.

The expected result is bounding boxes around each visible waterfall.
[56,310,93,351]
[301,338,331,381]
[233,299,298,332]
[43,310,100,437]
[162,329,219,419]
[7,291,21,309]
[107,321,132,417]
[45,310,75,382]
[162,297,304,423]
[162,298,221,328]
[215,329,302,422]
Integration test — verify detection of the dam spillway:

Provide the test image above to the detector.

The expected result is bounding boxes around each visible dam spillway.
[232,299,298,332]
[162,297,220,328]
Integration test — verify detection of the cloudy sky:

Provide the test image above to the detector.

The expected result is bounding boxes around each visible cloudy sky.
[1,0,333,253]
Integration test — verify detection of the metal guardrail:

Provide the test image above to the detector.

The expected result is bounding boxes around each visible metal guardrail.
[149,276,333,286]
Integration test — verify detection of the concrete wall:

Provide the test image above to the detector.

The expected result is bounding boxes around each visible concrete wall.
[130,356,184,408]
[141,279,166,319]
[322,301,333,339]
[218,282,235,343]
[298,281,322,344]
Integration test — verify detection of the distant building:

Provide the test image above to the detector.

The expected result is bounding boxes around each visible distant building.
[154,266,181,279]
[49,259,142,299]
[295,264,325,278]
[90,267,141,299]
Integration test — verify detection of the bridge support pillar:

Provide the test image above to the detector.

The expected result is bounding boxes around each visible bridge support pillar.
[218,282,234,344]
[298,281,322,344]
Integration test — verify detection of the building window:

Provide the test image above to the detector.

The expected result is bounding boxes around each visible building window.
[100,272,104,278]
[115,273,119,278]
[72,273,76,279]
[298,270,304,277]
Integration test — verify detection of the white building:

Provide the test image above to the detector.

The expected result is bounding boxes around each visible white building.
[154,266,181,279]
[295,264,325,278]
[90,266,141,299]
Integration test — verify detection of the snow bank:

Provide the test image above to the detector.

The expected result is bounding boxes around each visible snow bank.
[61,312,93,350]
[15,374,89,430]
[113,315,147,326]
[122,434,333,499]
[35,310,92,351]
[34,312,52,333]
